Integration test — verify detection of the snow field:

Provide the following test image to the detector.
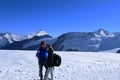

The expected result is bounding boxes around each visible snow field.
[0,50,120,80]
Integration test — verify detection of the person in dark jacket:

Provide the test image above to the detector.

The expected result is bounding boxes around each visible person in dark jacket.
[44,45,54,80]
[36,41,48,80]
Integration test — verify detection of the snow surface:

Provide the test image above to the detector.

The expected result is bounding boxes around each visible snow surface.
[1,50,120,80]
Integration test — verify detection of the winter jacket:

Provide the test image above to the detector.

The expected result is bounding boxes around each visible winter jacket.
[47,49,54,67]
[36,47,48,62]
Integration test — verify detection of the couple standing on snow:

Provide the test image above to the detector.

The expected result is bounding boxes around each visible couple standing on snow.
[36,41,54,80]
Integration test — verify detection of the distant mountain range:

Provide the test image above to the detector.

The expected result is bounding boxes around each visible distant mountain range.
[0,29,120,52]
[0,30,55,50]
[0,30,48,47]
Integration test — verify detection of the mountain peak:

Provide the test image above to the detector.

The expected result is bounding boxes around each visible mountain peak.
[27,30,48,39]
[36,30,48,36]
[94,28,114,37]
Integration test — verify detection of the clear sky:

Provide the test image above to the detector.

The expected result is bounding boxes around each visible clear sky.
[0,0,120,37]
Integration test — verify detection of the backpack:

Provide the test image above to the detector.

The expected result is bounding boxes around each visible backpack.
[53,53,62,67]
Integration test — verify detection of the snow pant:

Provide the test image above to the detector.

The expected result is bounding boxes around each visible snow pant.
[38,61,48,80]
[44,67,54,80]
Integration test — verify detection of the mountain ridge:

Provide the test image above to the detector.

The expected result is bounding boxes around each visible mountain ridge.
[0,29,120,52]
[0,30,49,48]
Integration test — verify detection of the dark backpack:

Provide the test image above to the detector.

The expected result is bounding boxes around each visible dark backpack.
[53,53,62,67]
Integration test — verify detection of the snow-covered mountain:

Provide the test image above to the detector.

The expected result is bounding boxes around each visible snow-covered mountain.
[100,48,120,53]
[114,32,120,37]
[0,30,50,48]
[26,30,48,39]
[53,29,118,51]
[23,38,57,49]
[53,32,99,51]
[0,33,26,48]
[1,35,53,50]
[94,28,115,37]
[1,29,120,52]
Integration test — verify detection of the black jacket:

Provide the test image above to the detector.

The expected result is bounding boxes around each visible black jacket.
[47,50,54,67]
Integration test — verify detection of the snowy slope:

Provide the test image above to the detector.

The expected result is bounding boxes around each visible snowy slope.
[100,48,120,53]
[26,30,48,39]
[1,50,120,80]
[99,36,120,50]
[0,33,25,47]
[1,35,52,50]
[53,29,118,51]
[1,29,120,51]
[0,30,49,48]
[1,33,25,42]
[94,28,115,37]
[23,38,57,49]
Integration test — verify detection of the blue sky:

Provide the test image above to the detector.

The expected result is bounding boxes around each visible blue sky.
[0,0,120,36]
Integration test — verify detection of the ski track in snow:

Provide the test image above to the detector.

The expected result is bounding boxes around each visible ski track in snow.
[0,50,120,80]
